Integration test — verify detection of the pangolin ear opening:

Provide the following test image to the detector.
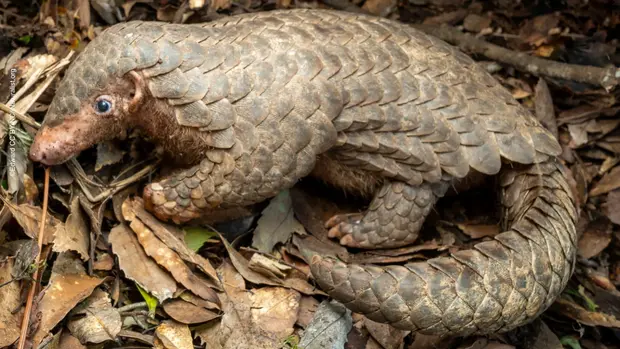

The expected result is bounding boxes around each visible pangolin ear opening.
[127,71,144,113]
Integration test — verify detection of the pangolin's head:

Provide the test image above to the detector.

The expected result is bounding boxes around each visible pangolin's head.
[29,25,150,166]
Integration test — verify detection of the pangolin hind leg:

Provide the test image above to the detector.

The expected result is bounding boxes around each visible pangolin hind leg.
[327,181,444,249]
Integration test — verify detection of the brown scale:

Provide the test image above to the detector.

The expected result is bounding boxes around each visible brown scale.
[29,9,576,336]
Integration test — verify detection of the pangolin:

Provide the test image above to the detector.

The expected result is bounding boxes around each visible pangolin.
[29,9,577,336]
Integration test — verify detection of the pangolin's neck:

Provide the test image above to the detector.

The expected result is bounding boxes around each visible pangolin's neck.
[135,97,213,166]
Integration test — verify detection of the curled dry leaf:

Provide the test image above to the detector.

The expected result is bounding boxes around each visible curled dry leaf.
[127,217,219,305]
[162,299,220,324]
[552,298,620,328]
[109,224,178,302]
[155,320,194,349]
[4,201,63,244]
[299,301,352,349]
[252,190,306,253]
[67,288,121,344]
[53,197,89,261]
[124,197,220,288]
[222,234,322,295]
[32,252,103,347]
[0,259,21,347]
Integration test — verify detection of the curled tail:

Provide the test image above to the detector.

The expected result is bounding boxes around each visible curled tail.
[310,159,577,336]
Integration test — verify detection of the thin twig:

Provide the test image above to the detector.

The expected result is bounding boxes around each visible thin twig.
[0,103,40,128]
[412,23,620,91]
[17,167,50,349]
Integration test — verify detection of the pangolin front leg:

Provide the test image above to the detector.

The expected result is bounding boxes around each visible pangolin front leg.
[327,182,440,249]
[142,156,236,224]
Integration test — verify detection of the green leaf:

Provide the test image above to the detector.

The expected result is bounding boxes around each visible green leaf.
[18,35,32,44]
[560,336,581,349]
[183,226,217,252]
[136,283,158,317]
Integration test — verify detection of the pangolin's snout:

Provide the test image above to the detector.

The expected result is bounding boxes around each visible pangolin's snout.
[29,126,76,166]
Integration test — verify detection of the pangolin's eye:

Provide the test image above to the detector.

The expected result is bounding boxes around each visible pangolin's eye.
[94,97,113,115]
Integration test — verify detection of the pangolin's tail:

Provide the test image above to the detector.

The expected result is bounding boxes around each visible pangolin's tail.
[310,159,577,336]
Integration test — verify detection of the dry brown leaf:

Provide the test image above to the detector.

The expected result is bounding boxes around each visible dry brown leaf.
[578,217,612,259]
[95,141,125,171]
[252,190,306,253]
[57,333,87,349]
[128,217,219,305]
[364,318,408,349]
[568,122,589,147]
[362,0,396,16]
[296,296,319,329]
[195,321,223,349]
[534,78,558,138]
[463,14,492,32]
[457,223,501,239]
[109,224,178,302]
[125,198,220,288]
[162,299,220,324]
[590,166,620,196]
[0,259,21,347]
[209,0,231,11]
[32,252,103,347]
[53,197,89,261]
[604,189,620,225]
[155,320,194,349]
[67,288,121,343]
[531,321,563,349]
[4,201,63,244]
[552,298,620,328]
[93,252,114,271]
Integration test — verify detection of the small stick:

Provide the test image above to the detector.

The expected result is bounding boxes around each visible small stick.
[17,167,50,349]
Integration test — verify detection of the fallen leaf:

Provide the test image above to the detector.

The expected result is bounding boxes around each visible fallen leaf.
[3,201,63,244]
[568,123,589,148]
[162,299,220,324]
[125,198,220,288]
[95,141,125,171]
[32,252,103,347]
[531,321,563,349]
[552,298,620,328]
[57,333,87,349]
[53,197,89,261]
[67,288,121,343]
[535,78,558,138]
[364,318,408,349]
[577,217,612,259]
[604,189,620,225]
[296,296,319,329]
[128,217,219,305]
[252,190,306,253]
[362,0,397,17]
[463,14,492,32]
[155,320,193,349]
[456,223,501,239]
[299,301,352,349]
[0,259,21,347]
[249,287,300,336]
[109,224,177,302]
[589,166,620,196]
[93,252,114,271]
